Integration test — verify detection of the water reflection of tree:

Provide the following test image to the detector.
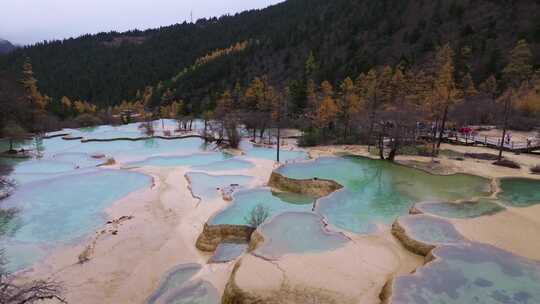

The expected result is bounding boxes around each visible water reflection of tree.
[199,140,216,152]
[33,137,45,158]
[143,138,158,149]
[362,163,384,192]
[0,163,15,196]
[363,163,409,216]
[0,163,17,237]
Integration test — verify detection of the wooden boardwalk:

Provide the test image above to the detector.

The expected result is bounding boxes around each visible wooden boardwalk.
[442,133,540,153]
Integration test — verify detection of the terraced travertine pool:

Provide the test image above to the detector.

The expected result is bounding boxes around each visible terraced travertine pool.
[208,188,315,226]
[2,121,540,303]
[387,243,540,304]
[1,166,151,270]
[275,156,492,233]
[185,172,253,201]
[395,214,467,247]
[145,263,219,304]
[0,121,307,272]
[253,212,349,259]
[412,199,506,219]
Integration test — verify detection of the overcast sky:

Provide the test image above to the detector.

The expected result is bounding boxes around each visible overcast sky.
[1,0,283,46]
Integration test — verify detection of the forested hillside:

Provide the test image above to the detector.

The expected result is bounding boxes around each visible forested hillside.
[0,0,539,111]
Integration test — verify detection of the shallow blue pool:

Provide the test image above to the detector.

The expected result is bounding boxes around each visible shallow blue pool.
[1,169,151,270]
[254,212,348,259]
[146,263,202,304]
[146,262,219,304]
[186,172,253,201]
[389,243,540,304]
[276,156,491,233]
[209,242,248,263]
[396,215,466,246]
[209,188,314,226]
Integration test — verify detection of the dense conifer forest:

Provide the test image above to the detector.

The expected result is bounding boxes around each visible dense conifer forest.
[1,0,539,108]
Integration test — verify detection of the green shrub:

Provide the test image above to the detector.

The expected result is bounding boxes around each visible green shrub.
[399,145,432,156]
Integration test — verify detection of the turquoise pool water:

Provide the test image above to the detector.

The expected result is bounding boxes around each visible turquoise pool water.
[146,261,218,304]
[52,152,104,168]
[65,137,211,163]
[276,156,491,233]
[209,189,314,226]
[157,280,219,304]
[8,153,104,184]
[209,242,248,263]
[240,141,308,162]
[0,241,49,272]
[389,243,540,304]
[254,212,348,259]
[413,199,506,219]
[12,160,77,174]
[1,169,151,270]
[127,153,231,168]
[146,263,202,304]
[65,119,188,139]
[186,173,253,201]
[499,178,540,207]
[1,122,308,273]
[12,134,211,164]
[396,215,466,246]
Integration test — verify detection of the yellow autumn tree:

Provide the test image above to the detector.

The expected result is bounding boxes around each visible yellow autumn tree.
[244,77,265,111]
[215,90,233,118]
[244,76,278,141]
[73,100,96,115]
[60,96,72,117]
[515,79,540,116]
[314,81,338,131]
[432,43,461,150]
[498,39,533,160]
[215,90,241,147]
[355,67,392,150]
[462,73,478,97]
[20,58,47,111]
[338,77,362,138]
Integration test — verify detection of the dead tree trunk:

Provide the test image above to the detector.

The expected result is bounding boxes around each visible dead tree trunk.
[498,93,512,161]
[437,104,449,150]
[276,127,281,163]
